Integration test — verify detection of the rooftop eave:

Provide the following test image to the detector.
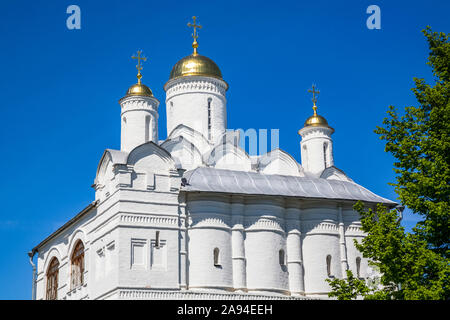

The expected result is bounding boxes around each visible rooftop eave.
[30,201,98,255]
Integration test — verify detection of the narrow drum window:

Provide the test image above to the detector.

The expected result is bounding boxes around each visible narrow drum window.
[356,257,361,278]
[71,240,85,289]
[303,145,308,170]
[46,257,59,300]
[207,98,212,140]
[279,249,286,266]
[213,247,220,266]
[323,142,328,168]
[145,115,151,142]
[326,255,332,277]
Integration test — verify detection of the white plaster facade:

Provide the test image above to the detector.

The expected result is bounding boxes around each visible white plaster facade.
[32,48,396,301]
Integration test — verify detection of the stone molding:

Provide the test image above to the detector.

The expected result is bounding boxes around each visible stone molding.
[189,216,231,230]
[344,224,366,236]
[119,213,178,227]
[119,95,159,109]
[120,101,159,115]
[115,288,308,300]
[302,221,339,235]
[298,126,334,138]
[245,216,285,233]
[165,76,227,98]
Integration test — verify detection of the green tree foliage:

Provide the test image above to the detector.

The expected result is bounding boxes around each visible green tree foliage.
[374,27,450,257]
[327,27,450,300]
[326,269,369,300]
[327,202,450,299]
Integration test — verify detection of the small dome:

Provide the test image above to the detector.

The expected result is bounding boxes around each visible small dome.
[304,114,329,127]
[126,83,153,97]
[169,53,223,80]
[300,106,334,134]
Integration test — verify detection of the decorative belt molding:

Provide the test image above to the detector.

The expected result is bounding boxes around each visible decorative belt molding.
[119,214,178,226]
[245,216,284,232]
[302,221,339,234]
[344,225,365,236]
[166,78,227,97]
[117,289,307,300]
[189,216,230,229]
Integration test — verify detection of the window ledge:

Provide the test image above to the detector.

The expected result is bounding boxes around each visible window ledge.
[67,283,86,295]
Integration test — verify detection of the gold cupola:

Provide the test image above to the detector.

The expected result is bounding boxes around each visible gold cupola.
[125,50,153,97]
[300,85,334,133]
[169,54,223,80]
[304,106,330,127]
[168,16,224,82]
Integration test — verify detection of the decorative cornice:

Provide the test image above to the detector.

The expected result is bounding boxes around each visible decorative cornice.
[116,288,307,300]
[245,216,284,233]
[165,77,227,98]
[302,221,339,235]
[189,216,231,229]
[344,224,366,236]
[119,94,160,106]
[119,214,178,227]
[298,125,334,138]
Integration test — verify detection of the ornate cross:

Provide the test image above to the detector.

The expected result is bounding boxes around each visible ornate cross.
[132,50,147,84]
[187,16,202,54]
[308,84,320,106]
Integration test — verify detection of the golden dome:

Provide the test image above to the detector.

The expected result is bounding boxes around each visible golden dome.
[126,83,153,97]
[169,53,223,80]
[301,106,334,133]
[304,113,329,127]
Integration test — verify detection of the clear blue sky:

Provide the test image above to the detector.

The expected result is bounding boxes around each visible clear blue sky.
[0,0,448,299]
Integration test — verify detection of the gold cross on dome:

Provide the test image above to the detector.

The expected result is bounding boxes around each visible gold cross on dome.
[308,84,320,106]
[308,84,320,114]
[132,50,147,84]
[187,16,202,54]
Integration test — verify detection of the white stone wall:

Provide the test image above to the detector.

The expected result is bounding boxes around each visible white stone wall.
[297,204,341,295]
[164,76,227,145]
[36,184,370,300]
[119,95,160,152]
[187,194,233,290]
[244,198,289,294]
[35,140,372,300]
[298,126,334,175]
[182,194,367,298]
[344,207,369,279]
[35,207,94,300]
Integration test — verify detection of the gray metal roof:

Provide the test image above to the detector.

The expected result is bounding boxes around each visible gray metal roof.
[182,167,397,206]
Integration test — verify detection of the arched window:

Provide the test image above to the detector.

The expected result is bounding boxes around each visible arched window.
[279,249,286,266]
[326,255,332,277]
[213,247,220,266]
[46,257,59,300]
[71,240,85,289]
[356,257,361,278]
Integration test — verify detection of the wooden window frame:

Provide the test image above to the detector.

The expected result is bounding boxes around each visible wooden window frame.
[71,240,85,289]
[46,257,59,300]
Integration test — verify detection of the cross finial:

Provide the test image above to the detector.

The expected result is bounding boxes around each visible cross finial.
[308,84,320,114]
[132,50,147,84]
[187,16,202,55]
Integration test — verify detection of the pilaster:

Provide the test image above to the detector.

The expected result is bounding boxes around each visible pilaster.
[231,195,246,291]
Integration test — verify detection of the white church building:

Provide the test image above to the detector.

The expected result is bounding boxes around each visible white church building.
[30,18,396,300]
